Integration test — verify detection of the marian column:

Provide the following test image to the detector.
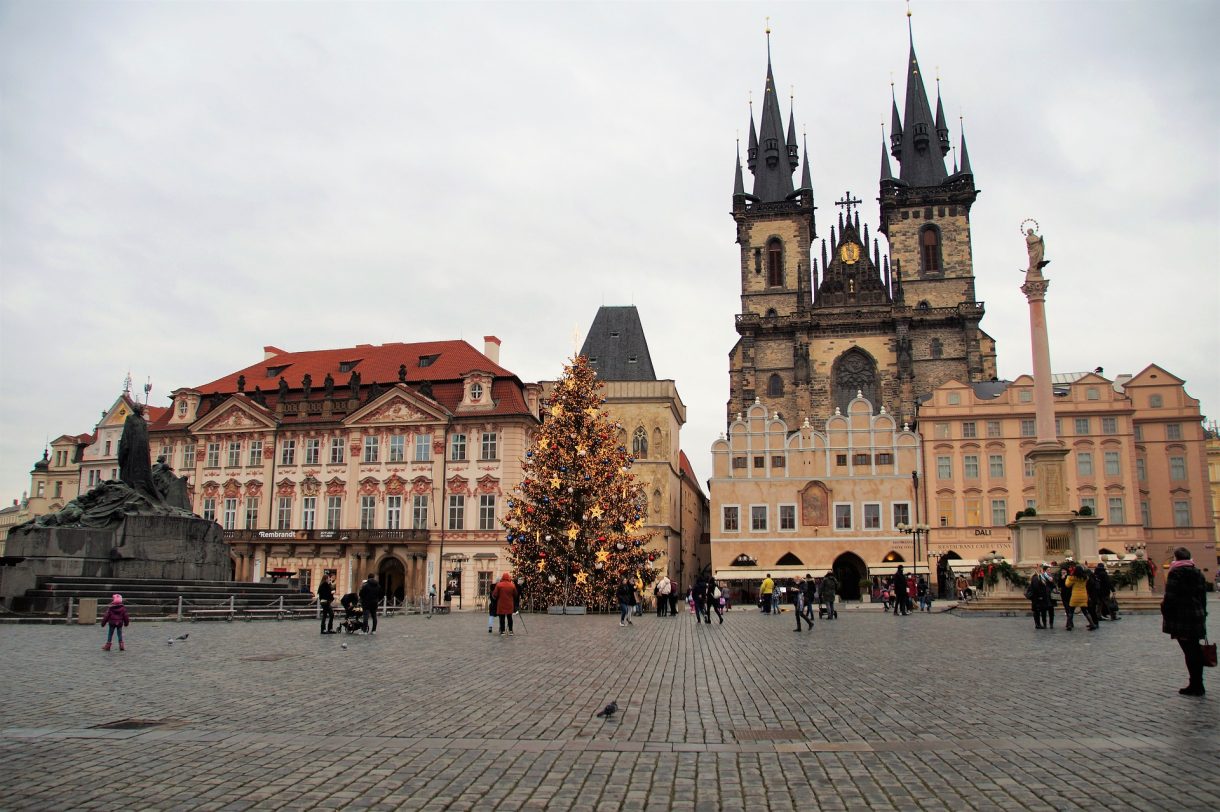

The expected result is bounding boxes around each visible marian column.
[1013,225,1099,566]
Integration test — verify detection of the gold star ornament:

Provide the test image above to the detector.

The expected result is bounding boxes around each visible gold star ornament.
[574,571,588,585]
[566,524,580,541]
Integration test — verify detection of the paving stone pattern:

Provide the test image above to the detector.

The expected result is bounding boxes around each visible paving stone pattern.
[1,602,1217,811]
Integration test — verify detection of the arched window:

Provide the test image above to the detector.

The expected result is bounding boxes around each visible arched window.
[832,349,878,415]
[652,489,661,518]
[765,308,778,318]
[652,427,663,457]
[920,226,942,274]
[767,374,784,397]
[766,238,784,287]
[632,427,648,458]
[930,338,943,359]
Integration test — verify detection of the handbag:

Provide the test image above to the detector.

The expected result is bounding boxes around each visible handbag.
[1203,639,1217,668]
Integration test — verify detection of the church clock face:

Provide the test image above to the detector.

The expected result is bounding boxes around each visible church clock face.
[839,243,861,264]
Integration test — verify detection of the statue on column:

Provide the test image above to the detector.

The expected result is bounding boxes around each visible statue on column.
[1024,222,1049,281]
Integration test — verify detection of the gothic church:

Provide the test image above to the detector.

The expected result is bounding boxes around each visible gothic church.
[727,29,997,429]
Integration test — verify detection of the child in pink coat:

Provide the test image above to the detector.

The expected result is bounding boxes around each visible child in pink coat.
[101,594,130,651]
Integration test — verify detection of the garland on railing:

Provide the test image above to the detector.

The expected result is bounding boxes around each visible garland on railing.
[981,561,1030,588]
[1111,559,1152,589]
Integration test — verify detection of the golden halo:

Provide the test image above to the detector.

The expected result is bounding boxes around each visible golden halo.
[1019,218,1040,236]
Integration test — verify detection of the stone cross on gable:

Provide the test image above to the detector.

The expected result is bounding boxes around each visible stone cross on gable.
[835,191,862,216]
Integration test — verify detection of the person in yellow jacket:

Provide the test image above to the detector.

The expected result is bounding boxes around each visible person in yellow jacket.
[634,574,645,617]
[1064,564,1098,631]
[760,574,775,614]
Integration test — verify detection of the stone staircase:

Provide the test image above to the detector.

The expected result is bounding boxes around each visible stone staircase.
[6,575,315,619]
[953,587,1162,616]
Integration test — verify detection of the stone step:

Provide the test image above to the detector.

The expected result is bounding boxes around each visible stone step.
[39,576,300,592]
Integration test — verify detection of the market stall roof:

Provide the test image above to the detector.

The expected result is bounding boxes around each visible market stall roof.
[712,565,826,580]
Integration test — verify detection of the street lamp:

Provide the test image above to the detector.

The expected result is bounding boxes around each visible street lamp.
[896,523,931,576]
[450,555,468,610]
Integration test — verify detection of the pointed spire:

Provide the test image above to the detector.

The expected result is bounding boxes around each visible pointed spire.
[733,140,746,198]
[893,14,948,186]
[880,133,895,182]
[958,120,973,175]
[786,106,800,171]
[889,87,903,158]
[799,132,813,192]
[749,28,797,202]
[934,78,950,156]
[821,239,828,271]
[747,114,758,172]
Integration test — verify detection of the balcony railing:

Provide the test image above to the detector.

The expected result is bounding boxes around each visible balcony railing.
[223,528,430,543]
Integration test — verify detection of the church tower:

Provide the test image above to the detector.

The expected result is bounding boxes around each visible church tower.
[726,20,996,430]
[727,32,816,425]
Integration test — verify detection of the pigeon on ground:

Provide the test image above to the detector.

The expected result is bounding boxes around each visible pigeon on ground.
[167,638,174,645]
[175,633,189,641]
[341,642,348,649]
[596,701,618,719]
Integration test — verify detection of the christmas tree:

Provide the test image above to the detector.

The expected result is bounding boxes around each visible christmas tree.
[503,355,657,610]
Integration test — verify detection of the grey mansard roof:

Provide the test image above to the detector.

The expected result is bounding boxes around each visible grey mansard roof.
[580,306,657,381]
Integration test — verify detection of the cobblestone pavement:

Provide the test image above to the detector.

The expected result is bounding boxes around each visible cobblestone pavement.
[1,600,1217,811]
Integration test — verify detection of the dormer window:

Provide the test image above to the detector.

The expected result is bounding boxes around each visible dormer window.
[628,356,638,364]
[470,382,483,402]
[177,400,187,415]
[338,360,360,373]
[418,354,439,368]
[266,365,288,378]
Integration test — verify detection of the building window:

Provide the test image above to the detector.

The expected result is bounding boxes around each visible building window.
[1149,395,1163,408]
[1019,389,1033,403]
[302,496,317,530]
[832,348,878,416]
[104,440,112,456]
[326,496,342,530]
[277,496,293,530]
[1077,452,1093,476]
[280,440,296,466]
[892,503,910,528]
[363,436,379,463]
[1107,497,1125,524]
[329,438,345,464]
[991,498,1008,526]
[834,504,852,530]
[205,443,220,468]
[1136,457,1146,481]
[222,498,237,530]
[450,433,467,461]
[1141,500,1150,527]
[1169,456,1187,480]
[415,434,433,462]
[412,495,429,529]
[1086,387,1099,401]
[962,422,977,439]
[767,374,783,397]
[750,506,767,532]
[930,338,943,359]
[1102,417,1117,435]
[244,497,259,530]
[875,452,894,466]
[480,432,498,461]
[1074,418,1090,435]
[935,423,950,439]
[863,503,881,530]
[936,497,955,527]
[1166,423,1182,440]
[227,441,241,468]
[754,456,765,469]
[360,496,376,529]
[920,226,941,273]
[986,420,1002,438]
[448,495,465,530]
[305,438,321,466]
[479,494,497,531]
[202,498,216,522]
[766,238,783,287]
[947,391,960,405]
[388,435,406,463]
[1080,496,1096,515]
[632,427,648,458]
[1023,460,1035,478]
[964,498,982,526]
[386,495,402,530]
[477,571,494,598]
[835,454,847,467]
[1103,451,1120,476]
[1055,418,1062,435]
[1133,425,1143,441]
[249,440,263,467]
[989,455,1005,477]
[937,456,952,479]
[779,504,796,530]
[1173,500,1191,527]
[722,506,740,532]
[54,481,62,498]
[853,453,870,466]
[771,455,785,468]
[1020,419,1035,437]
[732,456,747,470]
[963,455,980,479]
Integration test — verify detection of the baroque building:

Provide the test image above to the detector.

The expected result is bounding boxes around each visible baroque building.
[148,337,541,600]
[727,30,996,430]
[544,306,709,591]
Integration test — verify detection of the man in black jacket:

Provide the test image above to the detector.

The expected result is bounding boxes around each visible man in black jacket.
[616,578,636,627]
[359,574,382,634]
[317,573,335,634]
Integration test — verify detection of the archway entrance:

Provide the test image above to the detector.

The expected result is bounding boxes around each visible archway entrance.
[378,556,406,605]
[937,552,962,599]
[832,552,867,601]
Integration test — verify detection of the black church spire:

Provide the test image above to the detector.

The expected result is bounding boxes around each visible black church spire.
[744,32,797,203]
[891,24,948,187]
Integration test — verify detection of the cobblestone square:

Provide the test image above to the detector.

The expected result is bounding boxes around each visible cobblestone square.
[1,602,1216,811]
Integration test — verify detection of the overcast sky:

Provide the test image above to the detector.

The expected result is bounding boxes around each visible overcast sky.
[2,0,1218,504]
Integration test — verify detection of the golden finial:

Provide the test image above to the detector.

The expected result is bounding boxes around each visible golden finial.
[906,0,912,18]
[748,90,753,108]
[765,15,770,35]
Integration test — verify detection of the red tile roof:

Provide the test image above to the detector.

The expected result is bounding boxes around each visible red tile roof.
[679,450,703,493]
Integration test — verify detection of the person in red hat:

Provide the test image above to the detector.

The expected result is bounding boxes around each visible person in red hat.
[101,594,130,651]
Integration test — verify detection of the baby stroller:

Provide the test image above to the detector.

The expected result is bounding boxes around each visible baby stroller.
[338,593,364,634]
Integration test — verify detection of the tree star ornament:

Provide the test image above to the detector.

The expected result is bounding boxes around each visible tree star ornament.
[566,524,580,541]
[550,476,561,490]
[590,505,604,519]
[595,549,610,563]
[537,560,547,572]
[551,403,564,418]
[574,571,588,585]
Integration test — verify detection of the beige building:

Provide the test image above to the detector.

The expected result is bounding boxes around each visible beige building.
[544,306,710,591]
[147,337,541,601]
[918,365,1216,587]
[709,396,922,600]
[1207,422,1220,564]
[1,431,92,550]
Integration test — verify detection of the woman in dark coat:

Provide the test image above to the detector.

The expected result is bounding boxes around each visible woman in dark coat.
[1161,547,1208,696]
[892,565,909,616]
[1027,567,1055,630]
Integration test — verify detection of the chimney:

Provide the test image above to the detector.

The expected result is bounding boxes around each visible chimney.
[483,336,501,365]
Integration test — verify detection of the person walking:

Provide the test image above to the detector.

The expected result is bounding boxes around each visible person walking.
[893,565,910,616]
[317,573,335,634]
[801,575,817,627]
[616,577,635,627]
[100,593,130,651]
[821,572,839,619]
[792,578,811,632]
[710,580,726,624]
[692,574,708,624]
[1161,547,1208,696]
[655,574,672,618]
[916,576,931,612]
[1056,562,1073,621]
[490,572,518,636]
[760,574,775,614]
[359,574,382,634]
[1064,565,1097,631]
[667,583,680,617]
[1026,565,1055,629]
[1094,562,1115,620]
[487,585,497,634]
